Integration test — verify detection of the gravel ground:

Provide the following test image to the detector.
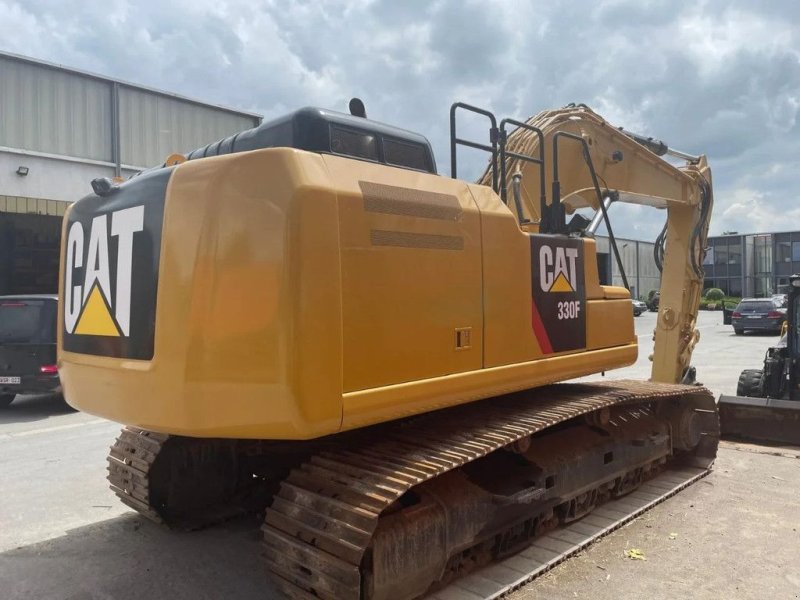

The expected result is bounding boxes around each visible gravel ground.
[508,442,800,600]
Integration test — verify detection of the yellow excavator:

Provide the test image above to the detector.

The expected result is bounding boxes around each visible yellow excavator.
[58,99,718,599]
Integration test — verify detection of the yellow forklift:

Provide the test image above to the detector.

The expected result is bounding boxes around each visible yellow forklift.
[719,274,800,446]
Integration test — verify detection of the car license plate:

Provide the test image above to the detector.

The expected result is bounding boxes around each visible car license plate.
[747,315,761,319]
[0,376,21,384]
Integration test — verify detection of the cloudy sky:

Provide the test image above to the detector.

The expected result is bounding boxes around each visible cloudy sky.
[2,0,799,240]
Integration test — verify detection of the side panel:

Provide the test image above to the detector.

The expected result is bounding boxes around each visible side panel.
[586,299,637,350]
[473,184,632,369]
[322,156,483,393]
[341,184,637,431]
[473,185,544,366]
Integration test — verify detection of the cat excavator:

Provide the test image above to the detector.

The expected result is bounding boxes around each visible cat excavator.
[58,100,718,599]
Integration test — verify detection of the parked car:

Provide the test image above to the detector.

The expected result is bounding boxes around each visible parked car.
[771,293,788,308]
[0,295,60,408]
[731,297,786,335]
[632,299,647,316]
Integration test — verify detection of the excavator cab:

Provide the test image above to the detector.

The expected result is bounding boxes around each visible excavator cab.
[719,274,800,446]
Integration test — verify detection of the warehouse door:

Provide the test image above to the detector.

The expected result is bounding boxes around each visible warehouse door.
[0,213,62,296]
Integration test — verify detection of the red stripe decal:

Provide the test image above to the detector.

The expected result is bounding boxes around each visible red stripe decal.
[531,300,554,354]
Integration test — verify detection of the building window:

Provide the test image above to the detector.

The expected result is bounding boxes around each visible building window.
[755,276,772,297]
[792,241,800,262]
[778,241,792,263]
[713,244,727,277]
[714,244,728,265]
[776,261,794,277]
[703,246,714,265]
[728,241,742,276]
[728,242,741,264]
[729,278,742,297]
[754,236,772,276]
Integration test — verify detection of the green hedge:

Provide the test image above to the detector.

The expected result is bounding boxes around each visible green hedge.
[699,296,741,310]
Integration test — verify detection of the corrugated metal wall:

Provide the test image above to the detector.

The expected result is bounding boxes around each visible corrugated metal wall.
[1,53,260,170]
[595,236,660,299]
[0,195,68,216]
[119,87,258,167]
[636,241,661,297]
[0,55,112,161]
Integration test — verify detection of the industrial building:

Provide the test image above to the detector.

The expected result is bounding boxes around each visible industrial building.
[594,235,658,301]
[0,50,663,300]
[704,231,800,298]
[0,51,261,295]
[594,229,800,302]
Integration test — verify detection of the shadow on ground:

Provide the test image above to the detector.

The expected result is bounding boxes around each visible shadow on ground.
[0,512,280,600]
[0,393,75,424]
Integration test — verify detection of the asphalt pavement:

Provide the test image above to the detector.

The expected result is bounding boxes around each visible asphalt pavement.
[0,310,797,600]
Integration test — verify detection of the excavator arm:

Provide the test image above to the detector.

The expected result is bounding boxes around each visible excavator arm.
[477,105,713,384]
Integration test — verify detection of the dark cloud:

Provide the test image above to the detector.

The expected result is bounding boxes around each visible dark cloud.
[1,0,799,240]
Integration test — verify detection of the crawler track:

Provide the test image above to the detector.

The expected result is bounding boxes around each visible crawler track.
[105,380,718,600]
[262,380,718,599]
[107,427,168,524]
[108,428,310,530]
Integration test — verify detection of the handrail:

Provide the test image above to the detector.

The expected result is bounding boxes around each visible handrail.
[449,102,499,192]
[499,118,545,226]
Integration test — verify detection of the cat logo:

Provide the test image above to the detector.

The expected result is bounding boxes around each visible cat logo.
[530,237,586,354]
[539,245,579,293]
[64,206,144,337]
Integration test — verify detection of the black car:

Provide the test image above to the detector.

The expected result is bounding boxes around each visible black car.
[731,297,786,335]
[0,295,60,408]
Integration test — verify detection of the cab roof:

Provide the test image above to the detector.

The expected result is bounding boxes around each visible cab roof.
[183,106,437,174]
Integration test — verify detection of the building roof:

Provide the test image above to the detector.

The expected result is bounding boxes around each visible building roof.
[0,50,262,121]
[709,230,800,239]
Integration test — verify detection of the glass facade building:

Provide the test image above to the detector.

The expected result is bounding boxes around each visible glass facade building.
[704,232,800,298]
